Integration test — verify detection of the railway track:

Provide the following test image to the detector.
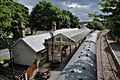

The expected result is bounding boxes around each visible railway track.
[97,32,119,80]
[0,75,10,80]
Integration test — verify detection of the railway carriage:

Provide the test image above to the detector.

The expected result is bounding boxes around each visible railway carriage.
[57,31,99,80]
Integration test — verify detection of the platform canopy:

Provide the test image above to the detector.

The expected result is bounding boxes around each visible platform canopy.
[46,27,91,45]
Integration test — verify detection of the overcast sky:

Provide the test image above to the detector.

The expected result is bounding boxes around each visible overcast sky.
[14,0,102,22]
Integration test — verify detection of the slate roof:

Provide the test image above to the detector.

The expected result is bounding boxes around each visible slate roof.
[12,28,91,53]
[62,27,91,42]
[22,33,50,52]
[12,28,79,53]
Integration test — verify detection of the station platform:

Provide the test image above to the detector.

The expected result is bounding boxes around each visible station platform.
[106,34,120,69]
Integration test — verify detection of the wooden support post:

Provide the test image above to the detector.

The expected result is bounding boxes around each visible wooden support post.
[70,45,71,54]
[46,43,49,62]
[60,45,62,62]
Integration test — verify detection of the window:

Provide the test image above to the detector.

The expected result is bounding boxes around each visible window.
[62,36,67,42]
[55,36,60,41]
[40,53,45,61]
[41,53,44,57]
[54,44,60,51]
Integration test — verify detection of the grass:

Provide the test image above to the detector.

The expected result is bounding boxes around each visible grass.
[0,56,9,62]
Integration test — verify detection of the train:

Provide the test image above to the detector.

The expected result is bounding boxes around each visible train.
[57,31,99,80]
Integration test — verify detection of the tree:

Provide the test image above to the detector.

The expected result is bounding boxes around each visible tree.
[29,0,63,31]
[98,0,120,36]
[29,0,80,32]
[62,10,80,28]
[86,18,104,30]
[0,0,29,39]
[88,13,105,30]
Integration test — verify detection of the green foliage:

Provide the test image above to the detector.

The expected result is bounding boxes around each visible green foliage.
[0,39,7,49]
[62,10,80,28]
[88,13,104,30]
[29,0,80,31]
[0,0,29,38]
[98,0,120,36]
[86,19,104,30]
[29,0,64,30]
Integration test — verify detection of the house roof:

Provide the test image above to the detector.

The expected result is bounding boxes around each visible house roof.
[12,28,80,53]
[22,33,51,52]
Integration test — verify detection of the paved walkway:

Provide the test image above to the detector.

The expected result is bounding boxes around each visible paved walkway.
[48,71,61,80]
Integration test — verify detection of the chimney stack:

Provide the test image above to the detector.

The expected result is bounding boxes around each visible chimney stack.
[51,21,56,31]
[20,22,26,38]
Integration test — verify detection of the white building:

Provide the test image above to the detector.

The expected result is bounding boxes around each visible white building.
[11,33,51,65]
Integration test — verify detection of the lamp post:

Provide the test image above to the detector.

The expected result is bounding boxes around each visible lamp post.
[49,21,56,61]
[49,30,54,61]
[1,36,15,79]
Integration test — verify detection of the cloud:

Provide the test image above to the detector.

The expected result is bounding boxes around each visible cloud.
[13,0,101,22]
[13,0,39,13]
[64,3,89,9]
[14,0,39,6]
[50,0,101,21]
[68,3,80,8]
[25,5,33,12]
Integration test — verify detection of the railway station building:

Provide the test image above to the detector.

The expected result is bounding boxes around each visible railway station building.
[11,27,91,66]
